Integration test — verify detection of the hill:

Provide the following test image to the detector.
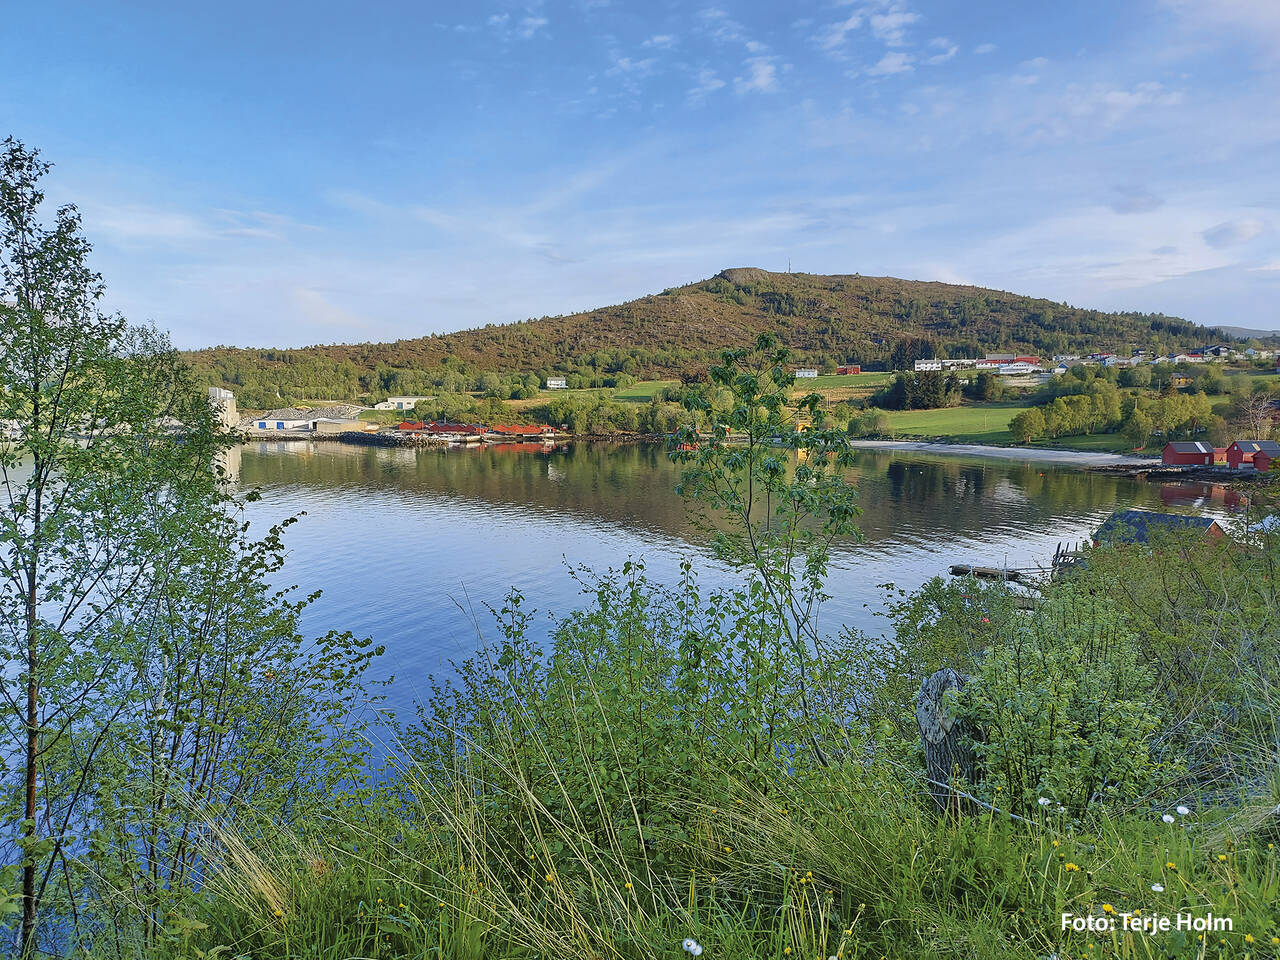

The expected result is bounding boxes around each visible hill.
[186,268,1233,408]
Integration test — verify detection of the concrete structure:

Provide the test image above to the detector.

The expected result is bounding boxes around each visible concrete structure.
[545,378,568,390]
[312,418,373,434]
[1161,441,1215,466]
[208,386,238,429]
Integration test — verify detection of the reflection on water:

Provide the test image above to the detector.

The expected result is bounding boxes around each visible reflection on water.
[236,440,1221,715]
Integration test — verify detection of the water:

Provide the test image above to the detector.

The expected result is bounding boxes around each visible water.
[232,439,1230,716]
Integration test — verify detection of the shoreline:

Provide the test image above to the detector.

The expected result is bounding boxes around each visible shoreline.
[847,439,1156,467]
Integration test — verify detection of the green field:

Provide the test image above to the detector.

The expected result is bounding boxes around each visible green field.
[801,371,895,390]
[879,401,1029,444]
[613,379,679,402]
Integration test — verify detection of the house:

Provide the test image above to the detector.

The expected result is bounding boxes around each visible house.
[374,396,434,411]
[490,423,555,437]
[545,378,568,390]
[1161,441,1215,466]
[913,359,943,372]
[252,408,312,431]
[795,368,819,378]
[836,365,861,375]
[1094,509,1226,545]
[1051,362,1070,375]
[1052,354,1080,363]
[1226,440,1280,470]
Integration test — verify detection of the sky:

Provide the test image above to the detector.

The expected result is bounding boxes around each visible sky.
[3,0,1279,348]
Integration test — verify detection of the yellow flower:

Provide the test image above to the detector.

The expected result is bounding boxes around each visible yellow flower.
[1064,862,1080,871]
[625,882,633,890]
[1245,934,1255,944]
[784,949,792,956]
[1217,854,1227,862]
[273,908,283,918]
[376,898,382,904]
[1165,862,1176,870]
[1052,840,1060,847]
[1102,903,1115,914]
[1271,936,1279,945]
[723,846,733,853]
[398,903,405,909]
[545,873,554,883]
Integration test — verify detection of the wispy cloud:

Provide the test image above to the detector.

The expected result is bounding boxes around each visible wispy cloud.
[1202,218,1265,247]
[687,67,726,103]
[926,37,958,63]
[868,4,920,46]
[642,34,676,48]
[865,51,914,76]
[974,42,996,54]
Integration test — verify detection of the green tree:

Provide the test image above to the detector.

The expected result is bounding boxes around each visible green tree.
[1009,407,1046,443]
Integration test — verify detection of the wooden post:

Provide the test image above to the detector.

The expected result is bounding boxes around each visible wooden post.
[916,667,976,814]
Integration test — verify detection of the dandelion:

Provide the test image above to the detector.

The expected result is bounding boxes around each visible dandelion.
[784,949,792,956]
[1151,883,1164,893]
[1176,805,1190,816]
[723,846,732,853]
[1165,862,1177,871]
[1038,797,1052,807]
[1102,904,1115,914]
[545,873,554,883]
[682,937,701,955]
[273,908,284,918]
[1245,934,1254,944]
[1161,814,1175,824]
[625,882,633,890]
[1217,854,1227,862]
[1065,862,1080,871]
[1052,840,1060,847]
[1271,936,1279,945]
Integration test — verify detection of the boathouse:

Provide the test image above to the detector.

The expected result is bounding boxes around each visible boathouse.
[1226,440,1280,470]
[1161,441,1215,467]
[1094,509,1225,546]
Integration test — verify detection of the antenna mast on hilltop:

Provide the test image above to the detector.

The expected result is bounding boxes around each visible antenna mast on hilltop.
[787,258,791,273]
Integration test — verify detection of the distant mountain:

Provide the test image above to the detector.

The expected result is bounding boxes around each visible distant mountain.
[1219,325,1280,341]
[186,268,1235,407]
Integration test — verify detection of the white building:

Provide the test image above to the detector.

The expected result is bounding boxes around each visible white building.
[545,378,568,390]
[913,359,943,371]
[252,409,312,431]
[996,361,1042,376]
[374,396,434,411]
[795,368,819,378]
[208,386,238,429]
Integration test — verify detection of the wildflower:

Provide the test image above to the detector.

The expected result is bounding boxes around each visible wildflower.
[1151,883,1164,893]
[1052,840,1059,847]
[273,908,284,918]
[398,903,406,909]
[1161,814,1175,824]
[1102,904,1115,914]
[1245,934,1255,944]
[1064,862,1080,871]
[681,938,700,955]
[784,949,792,956]
[1165,862,1177,871]
[1271,936,1279,945]
[1217,854,1227,862]
[625,882,633,890]
[723,846,732,853]
[545,873,554,882]
[1038,797,1052,807]
[1176,805,1190,816]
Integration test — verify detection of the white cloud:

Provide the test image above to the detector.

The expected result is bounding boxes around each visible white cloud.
[974,42,996,54]
[815,12,863,52]
[1063,81,1184,123]
[735,57,779,93]
[1202,218,1265,247]
[519,16,549,38]
[927,37,958,64]
[868,5,920,46]
[687,67,726,102]
[866,51,914,76]
[643,34,676,48]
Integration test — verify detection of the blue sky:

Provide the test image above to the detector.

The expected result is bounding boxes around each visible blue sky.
[4,0,1279,347]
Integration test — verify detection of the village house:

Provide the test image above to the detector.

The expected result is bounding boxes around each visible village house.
[1161,441,1216,467]
[252,408,312,431]
[836,364,861,375]
[913,359,943,371]
[794,367,819,378]
[374,396,434,411]
[545,377,568,389]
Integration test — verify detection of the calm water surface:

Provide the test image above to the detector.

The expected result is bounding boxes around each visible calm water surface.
[232,440,1232,715]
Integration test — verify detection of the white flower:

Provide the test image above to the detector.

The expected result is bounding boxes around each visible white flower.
[1176,805,1190,816]
[1037,797,1052,807]
[682,939,702,956]
[1151,883,1164,892]
[692,948,703,957]
[1161,814,1175,823]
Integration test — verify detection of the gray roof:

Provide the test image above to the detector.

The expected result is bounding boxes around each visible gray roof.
[1166,441,1213,454]
[1232,440,1280,455]
[1095,509,1223,545]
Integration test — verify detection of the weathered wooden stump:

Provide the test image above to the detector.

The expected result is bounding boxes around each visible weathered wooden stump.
[916,667,976,814]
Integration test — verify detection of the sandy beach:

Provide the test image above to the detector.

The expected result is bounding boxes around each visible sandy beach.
[847,439,1156,467]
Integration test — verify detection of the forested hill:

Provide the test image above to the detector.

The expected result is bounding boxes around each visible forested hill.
[186,267,1230,407]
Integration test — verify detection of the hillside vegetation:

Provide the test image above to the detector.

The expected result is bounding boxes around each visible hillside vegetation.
[186,267,1230,408]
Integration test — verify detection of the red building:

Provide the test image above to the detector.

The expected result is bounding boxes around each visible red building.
[836,365,862,375]
[1161,441,1215,466]
[1225,440,1280,470]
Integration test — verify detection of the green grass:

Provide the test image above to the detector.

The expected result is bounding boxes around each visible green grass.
[801,372,895,390]
[879,401,1030,444]
[613,379,679,402]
